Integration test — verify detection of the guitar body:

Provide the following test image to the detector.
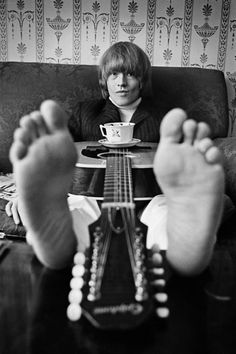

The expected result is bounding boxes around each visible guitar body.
[71,141,161,200]
[69,142,166,329]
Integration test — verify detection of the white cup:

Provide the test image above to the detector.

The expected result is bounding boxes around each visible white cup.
[99,122,135,143]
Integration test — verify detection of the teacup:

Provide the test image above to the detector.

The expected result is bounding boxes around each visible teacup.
[99,122,135,143]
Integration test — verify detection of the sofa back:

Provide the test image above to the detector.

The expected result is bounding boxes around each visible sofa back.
[0,62,229,173]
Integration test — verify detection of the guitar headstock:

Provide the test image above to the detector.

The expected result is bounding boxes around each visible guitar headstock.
[67,213,169,330]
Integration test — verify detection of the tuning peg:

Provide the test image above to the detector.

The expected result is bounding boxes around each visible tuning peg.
[151,278,166,288]
[156,307,170,318]
[68,289,83,304]
[72,264,85,277]
[67,303,82,321]
[67,250,87,322]
[67,278,84,321]
[70,276,84,290]
[154,292,168,303]
[73,251,86,265]
[153,290,169,319]
[150,267,164,276]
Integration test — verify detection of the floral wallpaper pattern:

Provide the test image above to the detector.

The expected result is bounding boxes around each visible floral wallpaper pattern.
[0,0,236,135]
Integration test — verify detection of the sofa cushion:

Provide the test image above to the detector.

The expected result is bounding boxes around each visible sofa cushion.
[0,63,101,172]
[0,62,229,173]
[151,67,229,138]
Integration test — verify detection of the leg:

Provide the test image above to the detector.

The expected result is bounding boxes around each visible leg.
[10,100,78,269]
[153,108,224,275]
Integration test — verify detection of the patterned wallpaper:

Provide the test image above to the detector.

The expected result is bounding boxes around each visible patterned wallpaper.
[0,0,236,135]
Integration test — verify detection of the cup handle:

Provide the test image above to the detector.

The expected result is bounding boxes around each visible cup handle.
[100,125,107,138]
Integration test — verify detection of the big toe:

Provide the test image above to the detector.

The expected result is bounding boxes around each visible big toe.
[40,100,68,133]
[160,108,187,143]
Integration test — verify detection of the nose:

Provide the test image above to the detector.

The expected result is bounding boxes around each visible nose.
[116,73,127,87]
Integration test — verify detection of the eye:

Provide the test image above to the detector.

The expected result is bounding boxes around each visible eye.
[127,72,134,77]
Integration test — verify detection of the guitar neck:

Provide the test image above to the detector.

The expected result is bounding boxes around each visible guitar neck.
[102,153,135,209]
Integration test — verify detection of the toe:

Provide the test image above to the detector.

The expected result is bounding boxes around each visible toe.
[20,115,38,142]
[14,127,31,146]
[160,108,187,143]
[10,140,28,161]
[31,111,49,136]
[183,119,197,145]
[196,137,213,154]
[11,126,31,162]
[205,146,223,164]
[40,100,68,132]
[195,122,211,140]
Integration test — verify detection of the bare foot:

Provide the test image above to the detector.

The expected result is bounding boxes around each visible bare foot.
[10,100,78,269]
[153,108,225,275]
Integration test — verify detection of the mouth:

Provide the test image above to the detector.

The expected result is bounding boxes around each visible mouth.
[116,90,129,95]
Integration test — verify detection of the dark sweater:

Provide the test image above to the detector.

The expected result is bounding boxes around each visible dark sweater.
[68,97,164,142]
[68,97,163,199]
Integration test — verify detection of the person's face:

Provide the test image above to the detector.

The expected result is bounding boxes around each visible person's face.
[107,72,141,106]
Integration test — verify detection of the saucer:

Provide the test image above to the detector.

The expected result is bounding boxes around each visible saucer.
[98,138,141,148]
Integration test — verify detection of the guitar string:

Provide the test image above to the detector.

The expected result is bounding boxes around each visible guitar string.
[124,153,147,295]
[94,154,116,297]
[104,150,136,277]
[96,150,125,295]
[94,150,137,296]
[94,212,111,297]
[94,152,120,298]
[122,149,137,283]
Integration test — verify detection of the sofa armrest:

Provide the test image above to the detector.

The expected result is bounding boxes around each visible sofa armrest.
[214,137,236,206]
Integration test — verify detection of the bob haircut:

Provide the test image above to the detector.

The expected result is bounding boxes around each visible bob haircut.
[98,41,152,99]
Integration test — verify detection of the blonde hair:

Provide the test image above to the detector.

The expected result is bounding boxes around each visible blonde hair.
[98,41,151,99]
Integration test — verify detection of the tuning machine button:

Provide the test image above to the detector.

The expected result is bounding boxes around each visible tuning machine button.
[68,289,83,304]
[70,277,84,290]
[156,307,170,318]
[67,251,86,322]
[72,264,85,277]
[73,252,86,265]
[67,303,82,321]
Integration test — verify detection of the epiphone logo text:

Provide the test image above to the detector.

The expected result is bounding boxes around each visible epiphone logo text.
[93,303,143,315]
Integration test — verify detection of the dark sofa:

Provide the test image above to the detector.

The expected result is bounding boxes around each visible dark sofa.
[0,61,235,208]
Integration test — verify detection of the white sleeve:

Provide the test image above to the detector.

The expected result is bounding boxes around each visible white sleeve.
[68,193,168,252]
[140,194,168,250]
[68,194,101,252]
